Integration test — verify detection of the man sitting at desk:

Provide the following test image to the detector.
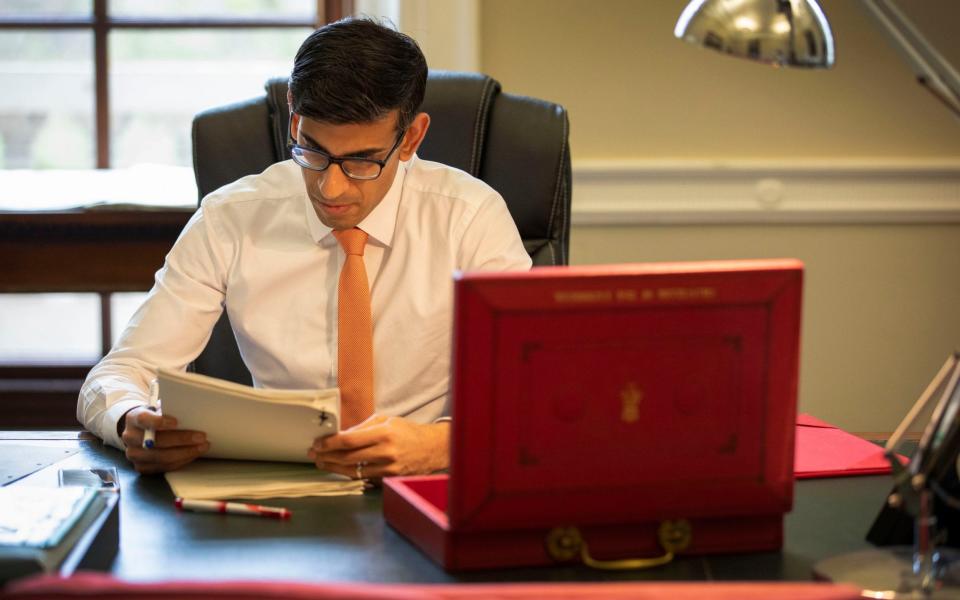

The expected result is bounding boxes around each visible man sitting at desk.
[77,18,531,478]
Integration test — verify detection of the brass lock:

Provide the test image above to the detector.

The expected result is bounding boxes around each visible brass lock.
[545,519,692,570]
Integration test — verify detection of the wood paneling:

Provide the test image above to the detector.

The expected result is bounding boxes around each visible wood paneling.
[0,210,191,293]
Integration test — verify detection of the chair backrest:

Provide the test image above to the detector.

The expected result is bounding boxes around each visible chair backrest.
[190,71,571,383]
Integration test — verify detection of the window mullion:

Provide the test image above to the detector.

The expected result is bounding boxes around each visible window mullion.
[99,292,113,357]
[324,0,354,24]
[94,0,110,169]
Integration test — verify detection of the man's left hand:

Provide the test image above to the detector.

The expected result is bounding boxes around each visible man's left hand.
[309,415,449,479]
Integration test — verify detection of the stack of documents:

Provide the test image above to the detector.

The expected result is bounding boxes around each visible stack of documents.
[0,485,120,584]
[165,460,363,500]
[0,487,96,548]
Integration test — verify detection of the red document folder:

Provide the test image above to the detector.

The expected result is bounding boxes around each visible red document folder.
[794,413,895,479]
[8,573,866,599]
[385,260,804,570]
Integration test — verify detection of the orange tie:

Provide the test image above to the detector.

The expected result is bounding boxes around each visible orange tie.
[332,228,374,429]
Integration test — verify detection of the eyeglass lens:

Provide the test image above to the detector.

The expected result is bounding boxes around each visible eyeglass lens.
[292,148,384,179]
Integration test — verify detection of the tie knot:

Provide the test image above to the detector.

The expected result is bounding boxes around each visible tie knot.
[333,228,368,256]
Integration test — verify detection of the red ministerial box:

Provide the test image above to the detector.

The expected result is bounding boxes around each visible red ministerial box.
[384,259,804,570]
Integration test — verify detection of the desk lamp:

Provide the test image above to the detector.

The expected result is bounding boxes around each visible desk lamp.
[675,1,960,596]
[674,0,960,117]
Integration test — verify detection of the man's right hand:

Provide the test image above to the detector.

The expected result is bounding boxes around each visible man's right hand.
[120,406,209,474]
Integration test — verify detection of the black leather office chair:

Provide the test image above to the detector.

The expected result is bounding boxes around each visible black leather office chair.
[190,71,571,384]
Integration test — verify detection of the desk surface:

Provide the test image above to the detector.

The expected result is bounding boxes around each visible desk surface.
[6,432,890,584]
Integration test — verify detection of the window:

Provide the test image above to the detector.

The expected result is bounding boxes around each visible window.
[0,1,351,424]
[0,0,333,170]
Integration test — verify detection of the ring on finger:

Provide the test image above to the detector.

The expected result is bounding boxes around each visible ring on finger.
[355,461,368,480]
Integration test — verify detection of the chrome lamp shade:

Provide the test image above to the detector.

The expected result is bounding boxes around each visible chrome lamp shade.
[674,0,835,68]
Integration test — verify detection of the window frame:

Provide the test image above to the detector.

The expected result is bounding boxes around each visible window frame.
[0,0,349,168]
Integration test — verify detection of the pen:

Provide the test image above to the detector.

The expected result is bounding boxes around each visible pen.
[174,497,292,520]
[142,379,159,449]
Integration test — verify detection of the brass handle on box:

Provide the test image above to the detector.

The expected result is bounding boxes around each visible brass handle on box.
[545,520,692,570]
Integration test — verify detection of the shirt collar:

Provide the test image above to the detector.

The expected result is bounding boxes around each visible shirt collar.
[303,157,410,249]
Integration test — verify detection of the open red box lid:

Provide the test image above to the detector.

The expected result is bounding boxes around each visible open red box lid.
[386,259,804,569]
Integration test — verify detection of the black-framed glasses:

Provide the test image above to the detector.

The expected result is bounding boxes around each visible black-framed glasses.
[289,131,405,181]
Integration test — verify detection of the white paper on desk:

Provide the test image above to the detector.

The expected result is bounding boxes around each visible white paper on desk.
[158,368,339,463]
[165,460,363,500]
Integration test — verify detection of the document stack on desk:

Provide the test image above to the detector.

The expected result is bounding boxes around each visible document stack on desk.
[0,486,119,584]
[156,369,362,499]
[0,487,96,550]
[165,460,362,500]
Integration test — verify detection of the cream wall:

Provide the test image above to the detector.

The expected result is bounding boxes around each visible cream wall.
[479,0,960,159]
[572,224,960,434]
[476,0,960,433]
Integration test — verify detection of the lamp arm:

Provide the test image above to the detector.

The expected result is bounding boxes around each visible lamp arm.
[860,0,960,119]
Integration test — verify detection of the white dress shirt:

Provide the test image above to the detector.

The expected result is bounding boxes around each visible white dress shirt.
[79,156,532,449]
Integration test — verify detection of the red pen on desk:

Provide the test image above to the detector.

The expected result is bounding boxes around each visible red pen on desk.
[174,497,291,520]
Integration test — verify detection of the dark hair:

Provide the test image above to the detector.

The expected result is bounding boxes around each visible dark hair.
[289,18,427,133]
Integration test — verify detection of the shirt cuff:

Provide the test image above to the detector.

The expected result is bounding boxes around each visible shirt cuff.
[103,398,145,450]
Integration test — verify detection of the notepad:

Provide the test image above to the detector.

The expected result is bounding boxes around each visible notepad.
[158,369,340,463]
[165,459,363,500]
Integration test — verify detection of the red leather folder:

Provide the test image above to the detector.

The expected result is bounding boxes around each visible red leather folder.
[385,260,804,570]
[8,573,865,599]
[795,413,896,478]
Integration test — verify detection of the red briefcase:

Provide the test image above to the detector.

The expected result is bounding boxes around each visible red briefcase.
[384,259,804,571]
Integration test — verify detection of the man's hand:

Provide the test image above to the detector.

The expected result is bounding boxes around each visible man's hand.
[309,415,449,479]
[120,406,209,474]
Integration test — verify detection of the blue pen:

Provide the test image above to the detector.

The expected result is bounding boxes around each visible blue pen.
[142,379,160,449]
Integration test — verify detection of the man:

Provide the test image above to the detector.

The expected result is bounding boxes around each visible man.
[77,18,531,478]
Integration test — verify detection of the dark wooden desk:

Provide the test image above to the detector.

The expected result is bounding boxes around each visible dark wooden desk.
[8,432,890,583]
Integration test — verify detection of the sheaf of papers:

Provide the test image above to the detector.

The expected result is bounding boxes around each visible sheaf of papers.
[0,486,97,548]
[165,460,363,500]
[157,368,341,463]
